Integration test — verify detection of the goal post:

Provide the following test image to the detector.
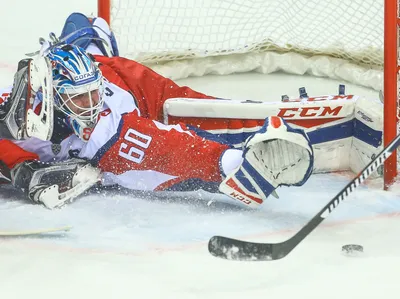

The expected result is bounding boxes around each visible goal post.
[97,0,399,189]
[98,0,110,25]
[383,0,398,189]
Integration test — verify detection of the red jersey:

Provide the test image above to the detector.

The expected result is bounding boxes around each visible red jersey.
[0,56,234,191]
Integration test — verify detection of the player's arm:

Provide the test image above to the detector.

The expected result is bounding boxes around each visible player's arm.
[93,110,230,191]
[0,126,101,209]
[0,123,101,209]
[94,55,217,121]
[0,139,39,171]
[0,139,101,210]
[0,67,101,209]
[87,110,313,208]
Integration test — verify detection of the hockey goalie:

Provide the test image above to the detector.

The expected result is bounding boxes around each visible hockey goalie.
[0,13,382,209]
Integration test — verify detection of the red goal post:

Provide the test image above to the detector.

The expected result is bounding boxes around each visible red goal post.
[98,0,399,189]
[384,0,398,189]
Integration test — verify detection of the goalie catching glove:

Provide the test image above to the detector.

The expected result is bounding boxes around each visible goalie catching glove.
[219,116,314,208]
[6,158,102,209]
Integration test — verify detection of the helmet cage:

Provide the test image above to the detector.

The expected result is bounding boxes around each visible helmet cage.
[48,44,104,140]
[54,77,104,128]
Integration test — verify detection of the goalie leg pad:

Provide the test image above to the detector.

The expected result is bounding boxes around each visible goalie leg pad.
[0,60,31,140]
[0,56,55,141]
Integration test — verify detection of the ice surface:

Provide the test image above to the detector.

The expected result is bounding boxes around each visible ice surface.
[1,1,400,299]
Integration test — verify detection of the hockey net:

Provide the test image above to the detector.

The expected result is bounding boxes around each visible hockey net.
[97,0,399,188]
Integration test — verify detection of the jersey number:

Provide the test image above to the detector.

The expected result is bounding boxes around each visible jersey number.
[119,129,152,163]
[104,87,114,97]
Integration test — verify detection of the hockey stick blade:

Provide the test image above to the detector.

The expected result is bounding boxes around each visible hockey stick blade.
[209,131,400,261]
[209,236,277,261]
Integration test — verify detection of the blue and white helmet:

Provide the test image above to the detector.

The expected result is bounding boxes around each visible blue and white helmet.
[47,44,104,141]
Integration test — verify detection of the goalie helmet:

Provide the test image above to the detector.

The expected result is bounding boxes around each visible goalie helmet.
[47,44,104,141]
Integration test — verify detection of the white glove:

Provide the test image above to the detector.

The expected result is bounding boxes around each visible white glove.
[219,116,314,208]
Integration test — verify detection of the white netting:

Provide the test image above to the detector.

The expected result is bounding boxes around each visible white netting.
[109,0,384,89]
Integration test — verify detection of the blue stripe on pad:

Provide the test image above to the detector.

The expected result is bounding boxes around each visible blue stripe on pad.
[241,158,275,197]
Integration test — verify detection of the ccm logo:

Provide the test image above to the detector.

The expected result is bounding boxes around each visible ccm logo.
[277,106,343,118]
[74,72,94,81]
[229,191,252,205]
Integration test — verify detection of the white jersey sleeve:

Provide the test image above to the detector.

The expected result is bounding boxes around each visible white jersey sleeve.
[12,80,137,164]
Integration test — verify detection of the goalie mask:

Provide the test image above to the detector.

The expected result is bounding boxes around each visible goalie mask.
[48,44,104,141]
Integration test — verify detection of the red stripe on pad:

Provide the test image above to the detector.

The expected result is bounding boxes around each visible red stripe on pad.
[226,178,263,204]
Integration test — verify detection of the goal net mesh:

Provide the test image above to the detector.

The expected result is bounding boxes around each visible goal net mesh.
[109,0,383,83]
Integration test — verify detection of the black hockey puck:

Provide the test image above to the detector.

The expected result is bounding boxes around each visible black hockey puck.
[342,244,363,256]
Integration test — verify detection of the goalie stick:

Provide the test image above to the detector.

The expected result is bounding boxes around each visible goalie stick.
[208,120,400,261]
[0,225,72,236]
